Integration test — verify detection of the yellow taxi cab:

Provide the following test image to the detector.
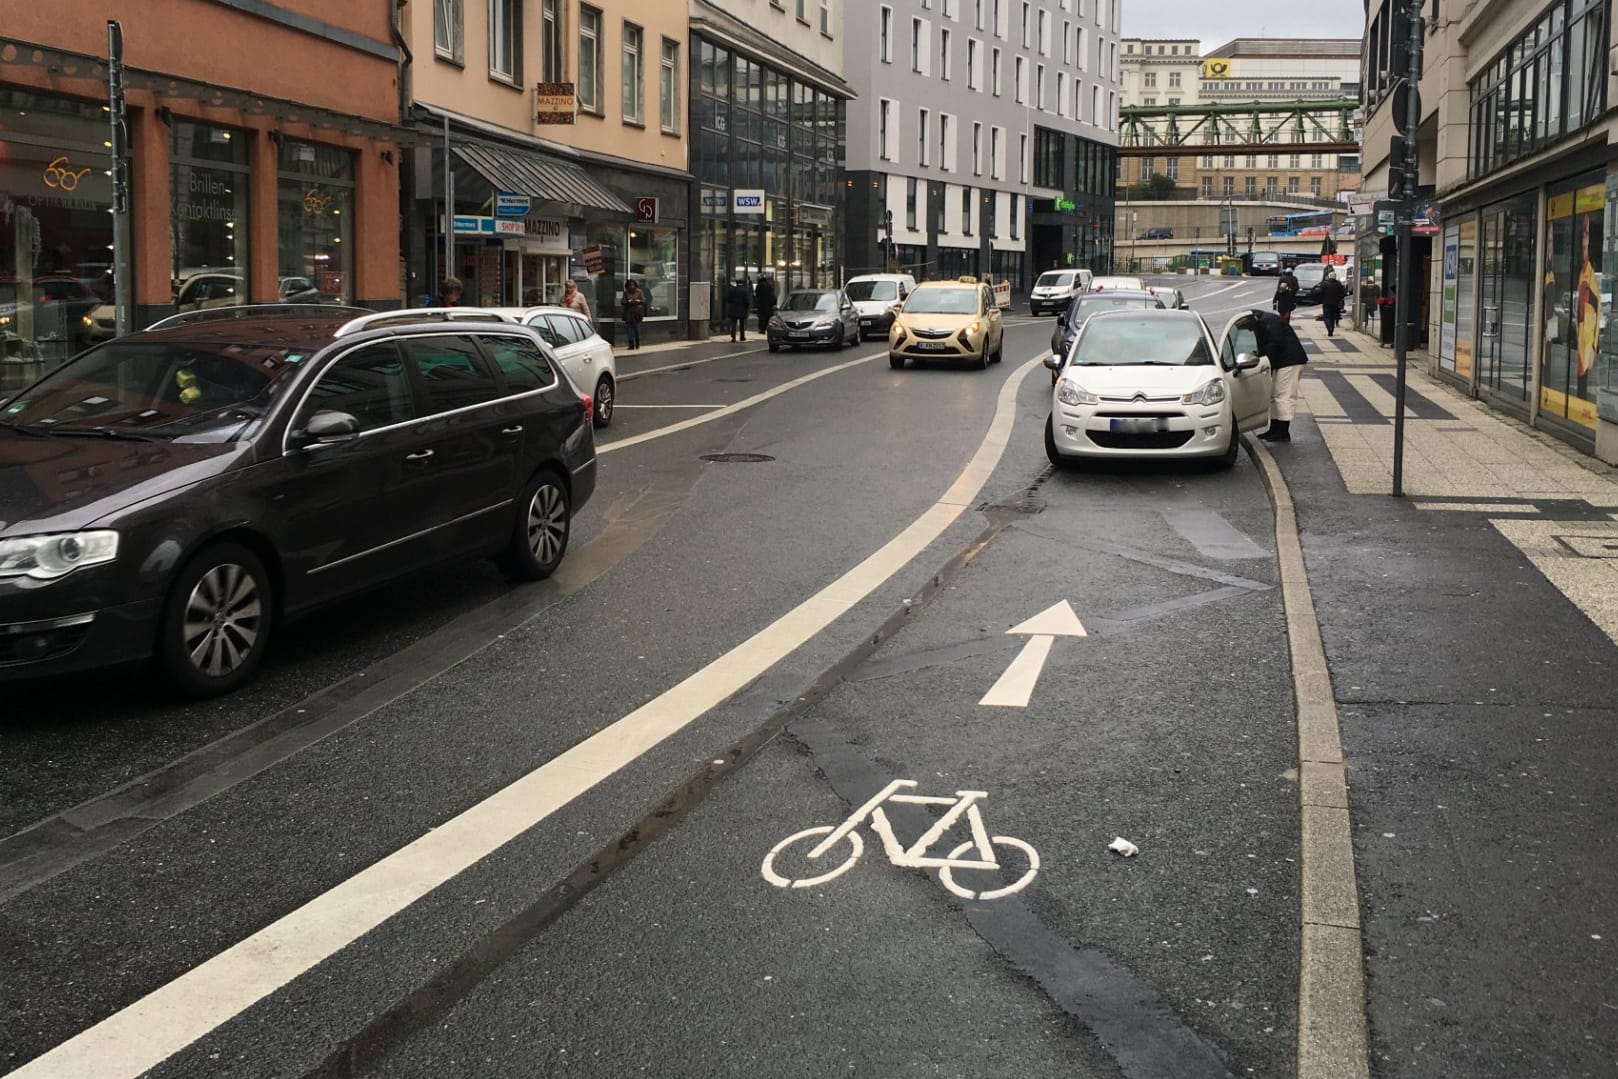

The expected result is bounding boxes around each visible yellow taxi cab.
[888,279,1005,370]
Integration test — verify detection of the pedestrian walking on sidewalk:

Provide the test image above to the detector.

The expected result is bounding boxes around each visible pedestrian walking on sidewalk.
[1318,267,1346,337]
[1251,308,1309,443]
[438,276,463,307]
[561,279,592,321]
[754,273,777,337]
[621,279,646,350]
[1273,270,1299,324]
[725,277,752,341]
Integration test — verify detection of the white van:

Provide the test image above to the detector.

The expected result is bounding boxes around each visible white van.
[1029,268,1093,316]
[845,273,917,338]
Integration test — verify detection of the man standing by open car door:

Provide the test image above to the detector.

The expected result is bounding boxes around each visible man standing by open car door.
[1250,308,1309,443]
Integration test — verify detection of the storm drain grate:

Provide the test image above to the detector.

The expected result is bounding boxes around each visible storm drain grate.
[701,452,775,463]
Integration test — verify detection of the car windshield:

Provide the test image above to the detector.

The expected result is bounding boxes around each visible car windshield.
[782,291,838,312]
[1072,317,1214,366]
[0,338,305,441]
[1036,272,1074,288]
[903,288,979,315]
[1069,296,1161,323]
[846,281,897,302]
[1295,265,1327,284]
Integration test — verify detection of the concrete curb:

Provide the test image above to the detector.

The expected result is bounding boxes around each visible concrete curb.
[1242,432,1371,1079]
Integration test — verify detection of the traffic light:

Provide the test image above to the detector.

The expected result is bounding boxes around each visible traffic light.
[1388,135,1409,200]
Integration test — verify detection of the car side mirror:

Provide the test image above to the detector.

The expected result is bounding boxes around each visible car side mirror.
[293,409,360,448]
[1057,314,1068,327]
[1235,352,1262,371]
[1043,355,1064,371]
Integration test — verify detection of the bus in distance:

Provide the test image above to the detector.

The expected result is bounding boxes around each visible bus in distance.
[1266,210,1337,236]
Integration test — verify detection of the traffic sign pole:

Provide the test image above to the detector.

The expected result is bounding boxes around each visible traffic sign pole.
[1391,0,1424,499]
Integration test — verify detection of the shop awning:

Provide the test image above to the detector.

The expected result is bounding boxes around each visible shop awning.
[453,143,633,218]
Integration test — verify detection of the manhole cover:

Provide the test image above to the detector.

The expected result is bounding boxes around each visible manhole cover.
[713,378,755,383]
[701,452,775,463]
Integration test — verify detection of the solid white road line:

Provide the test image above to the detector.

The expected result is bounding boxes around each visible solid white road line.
[600,351,877,454]
[612,403,728,409]
[618,345,769,378]
[9,356,1044,1079]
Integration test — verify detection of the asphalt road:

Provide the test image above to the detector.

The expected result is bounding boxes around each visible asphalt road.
[1,275,1303,1078]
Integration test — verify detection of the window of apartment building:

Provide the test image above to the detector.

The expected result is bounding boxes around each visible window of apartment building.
[1168,70,1180,88]
[1038,9,1050,54]
[940,28,952,79]
[1311,153,1323,168]
[1076,25,1087,70]
[1223,176,1234,196]
[621,22,644,123]
[992,47,1002,94]
[489,0,520,82]
[578,6,602,112]
[434,0,463,62]
[1144,71,1156,88]
[975,0,985,29]
[1063,20,1071,63]
[820,0,830,35]
[1267,154,1278,168]
[1264,177,1278,195]
[911,18,926,72]
[1201,176,1213,197]
[1142,97,1155,106]
[1019,132,1028,182]
[1056,71,1066,116]
[1036,64,1045,109]
[1107,89,1115,130]
[906,177,919,229]
[990,125,1002,178]
[659,38,680,133]
[943,0,955,17]
[1034,127,1062,187]
[1167,97,1179,105]
[1287,176,1299,193]
[1288,154,1300,168]
[1142,156,1154,176]
[936,185,947,234]
[541,0,562,81]
[961,187,973,234]
[1091,85,1100,124]
[880,6,894,62]
[1310,176,1322,196]
[1244,176,1255,196]
[1020,2,1030,46]
[1244,154,1256,168]
[940,113,954,170]
[918,107,930,165]
[972,121,982,173]
[1166,157,1178,180]
[1010,192,1020,239]
[795,0,806,19]
[967,39,979,88]
[1015,56,1026,103]
[879,99,894,160]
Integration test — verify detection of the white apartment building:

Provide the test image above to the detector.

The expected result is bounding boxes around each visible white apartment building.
[842,0,1123,288]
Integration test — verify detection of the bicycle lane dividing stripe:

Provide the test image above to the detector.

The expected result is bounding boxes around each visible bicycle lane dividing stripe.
[5,356,1044,1079]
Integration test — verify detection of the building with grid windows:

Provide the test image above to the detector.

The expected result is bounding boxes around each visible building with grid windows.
[841,0,1122,290]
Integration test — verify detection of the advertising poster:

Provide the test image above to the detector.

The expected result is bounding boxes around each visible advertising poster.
[1455,219,1476,379]
[1439,224,1458,370]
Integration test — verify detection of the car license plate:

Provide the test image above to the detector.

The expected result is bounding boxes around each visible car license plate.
[860,318,875,326]
[1110,417,1167,433]
[914,341,949,351]
[788,331,810,339]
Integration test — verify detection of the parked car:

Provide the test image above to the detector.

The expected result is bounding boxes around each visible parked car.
[1292,263,1332,305]
[1090,275,1148,291]
[470,305,618,427]
[1049,290,1165,381]
[766,289,861,351]
[1248,252,1281,276]
[1043,308,1273,469]
[845,273,916,338]
[889,280,1005,370]
[1029,269,1094,316]
[0,306,597,694]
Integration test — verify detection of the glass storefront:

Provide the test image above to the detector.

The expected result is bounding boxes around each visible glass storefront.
[172,121,249,300]
[1600,171,1618,422]
[0,89,114,382]
[1541,173,1603,430]
[569,221,679,323]
[1439,219,1478,380]
[276,139,353,304]
[1476,195,1537,405]
[693,37,844,324]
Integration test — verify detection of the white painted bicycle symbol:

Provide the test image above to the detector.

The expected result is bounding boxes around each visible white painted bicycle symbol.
[762,780,1040,900]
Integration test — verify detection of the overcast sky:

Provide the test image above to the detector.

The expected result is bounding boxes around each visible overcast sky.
[1120,1,1366,51]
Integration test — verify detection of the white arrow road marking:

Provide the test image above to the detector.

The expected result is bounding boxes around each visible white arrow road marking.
[978,601,1087,708]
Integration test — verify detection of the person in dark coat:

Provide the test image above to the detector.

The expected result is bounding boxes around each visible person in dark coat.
[724,277,752,341]
[753,274,777,336]
[1273,269,1299,323]
[621,279,646,350]
[1251,308,1309,442]
[1318,267,1347,337]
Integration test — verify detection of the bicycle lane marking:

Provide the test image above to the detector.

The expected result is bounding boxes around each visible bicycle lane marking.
[7,356,1045,1079]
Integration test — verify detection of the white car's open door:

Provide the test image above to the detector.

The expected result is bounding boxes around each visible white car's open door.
[1217,312,1273,431]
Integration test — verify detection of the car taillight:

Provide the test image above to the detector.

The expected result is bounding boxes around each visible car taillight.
[580,391,593,419]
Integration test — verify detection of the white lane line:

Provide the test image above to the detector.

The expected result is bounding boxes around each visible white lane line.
[613,403,728,409]
[599,351,877,454]
[618,346,768,379]
[9,357,1044,1079]
[1193,281,1247,300]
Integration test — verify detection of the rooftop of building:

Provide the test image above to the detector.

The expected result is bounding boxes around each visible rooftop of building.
[1204,38,1364,58]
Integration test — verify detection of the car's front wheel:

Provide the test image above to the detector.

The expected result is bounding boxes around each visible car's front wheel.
[501,469,571,581]
[158,542,273,696]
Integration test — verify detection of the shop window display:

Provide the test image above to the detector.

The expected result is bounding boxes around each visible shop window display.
[276,140,353,304]
[0,90,114,380]
[172,121,250,305]
[1542,175,1603,430]
[570,222,679,324]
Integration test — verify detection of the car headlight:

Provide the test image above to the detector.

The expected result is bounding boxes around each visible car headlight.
[81,314,93,328]
[0,530,120,581]
[890,323,906,340]
[1056,380,1100,407]
[964,321,982,337]
[812,318,837,329]
[1180,378,1227,406]
[768,315,785,328]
